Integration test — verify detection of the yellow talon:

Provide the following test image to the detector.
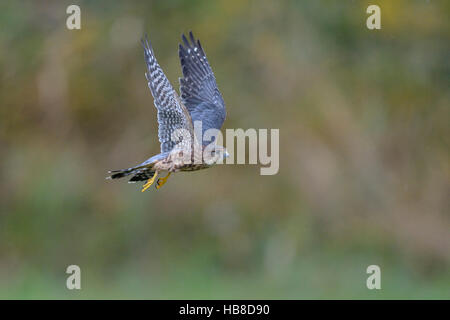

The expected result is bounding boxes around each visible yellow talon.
[141,171,158,192]
[156,172,171,189]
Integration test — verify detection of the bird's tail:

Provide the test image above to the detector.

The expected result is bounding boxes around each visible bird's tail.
[106,163,155,182]
[106,152,169,182]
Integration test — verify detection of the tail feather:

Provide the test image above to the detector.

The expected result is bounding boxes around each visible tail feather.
[107,152,169,182]
[107,164,154,180]
[107,167,138,180]
[128,171,156,183]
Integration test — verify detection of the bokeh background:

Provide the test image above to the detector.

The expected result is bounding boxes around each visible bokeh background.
[0,0,449,299]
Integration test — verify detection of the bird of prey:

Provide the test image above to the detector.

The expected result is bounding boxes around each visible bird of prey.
[107,32,228,191]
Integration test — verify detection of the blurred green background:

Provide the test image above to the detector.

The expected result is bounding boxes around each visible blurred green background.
[0,0,449,299]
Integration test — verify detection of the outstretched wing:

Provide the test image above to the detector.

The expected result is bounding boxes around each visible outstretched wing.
[142,35,193,153]
[178,32,226,143]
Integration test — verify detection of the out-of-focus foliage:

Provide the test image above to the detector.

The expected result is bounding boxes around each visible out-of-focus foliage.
[0,0,449,298]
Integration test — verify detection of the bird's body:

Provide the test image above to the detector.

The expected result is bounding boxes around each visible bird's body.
[107,32,227,191]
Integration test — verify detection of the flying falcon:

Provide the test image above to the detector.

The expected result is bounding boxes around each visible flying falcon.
[107,32,228,191]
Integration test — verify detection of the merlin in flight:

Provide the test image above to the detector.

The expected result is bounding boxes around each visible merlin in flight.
[107,32,228,191]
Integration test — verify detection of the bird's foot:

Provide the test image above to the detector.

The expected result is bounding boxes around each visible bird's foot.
[141,171,158,192]
[156,172,171,189]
